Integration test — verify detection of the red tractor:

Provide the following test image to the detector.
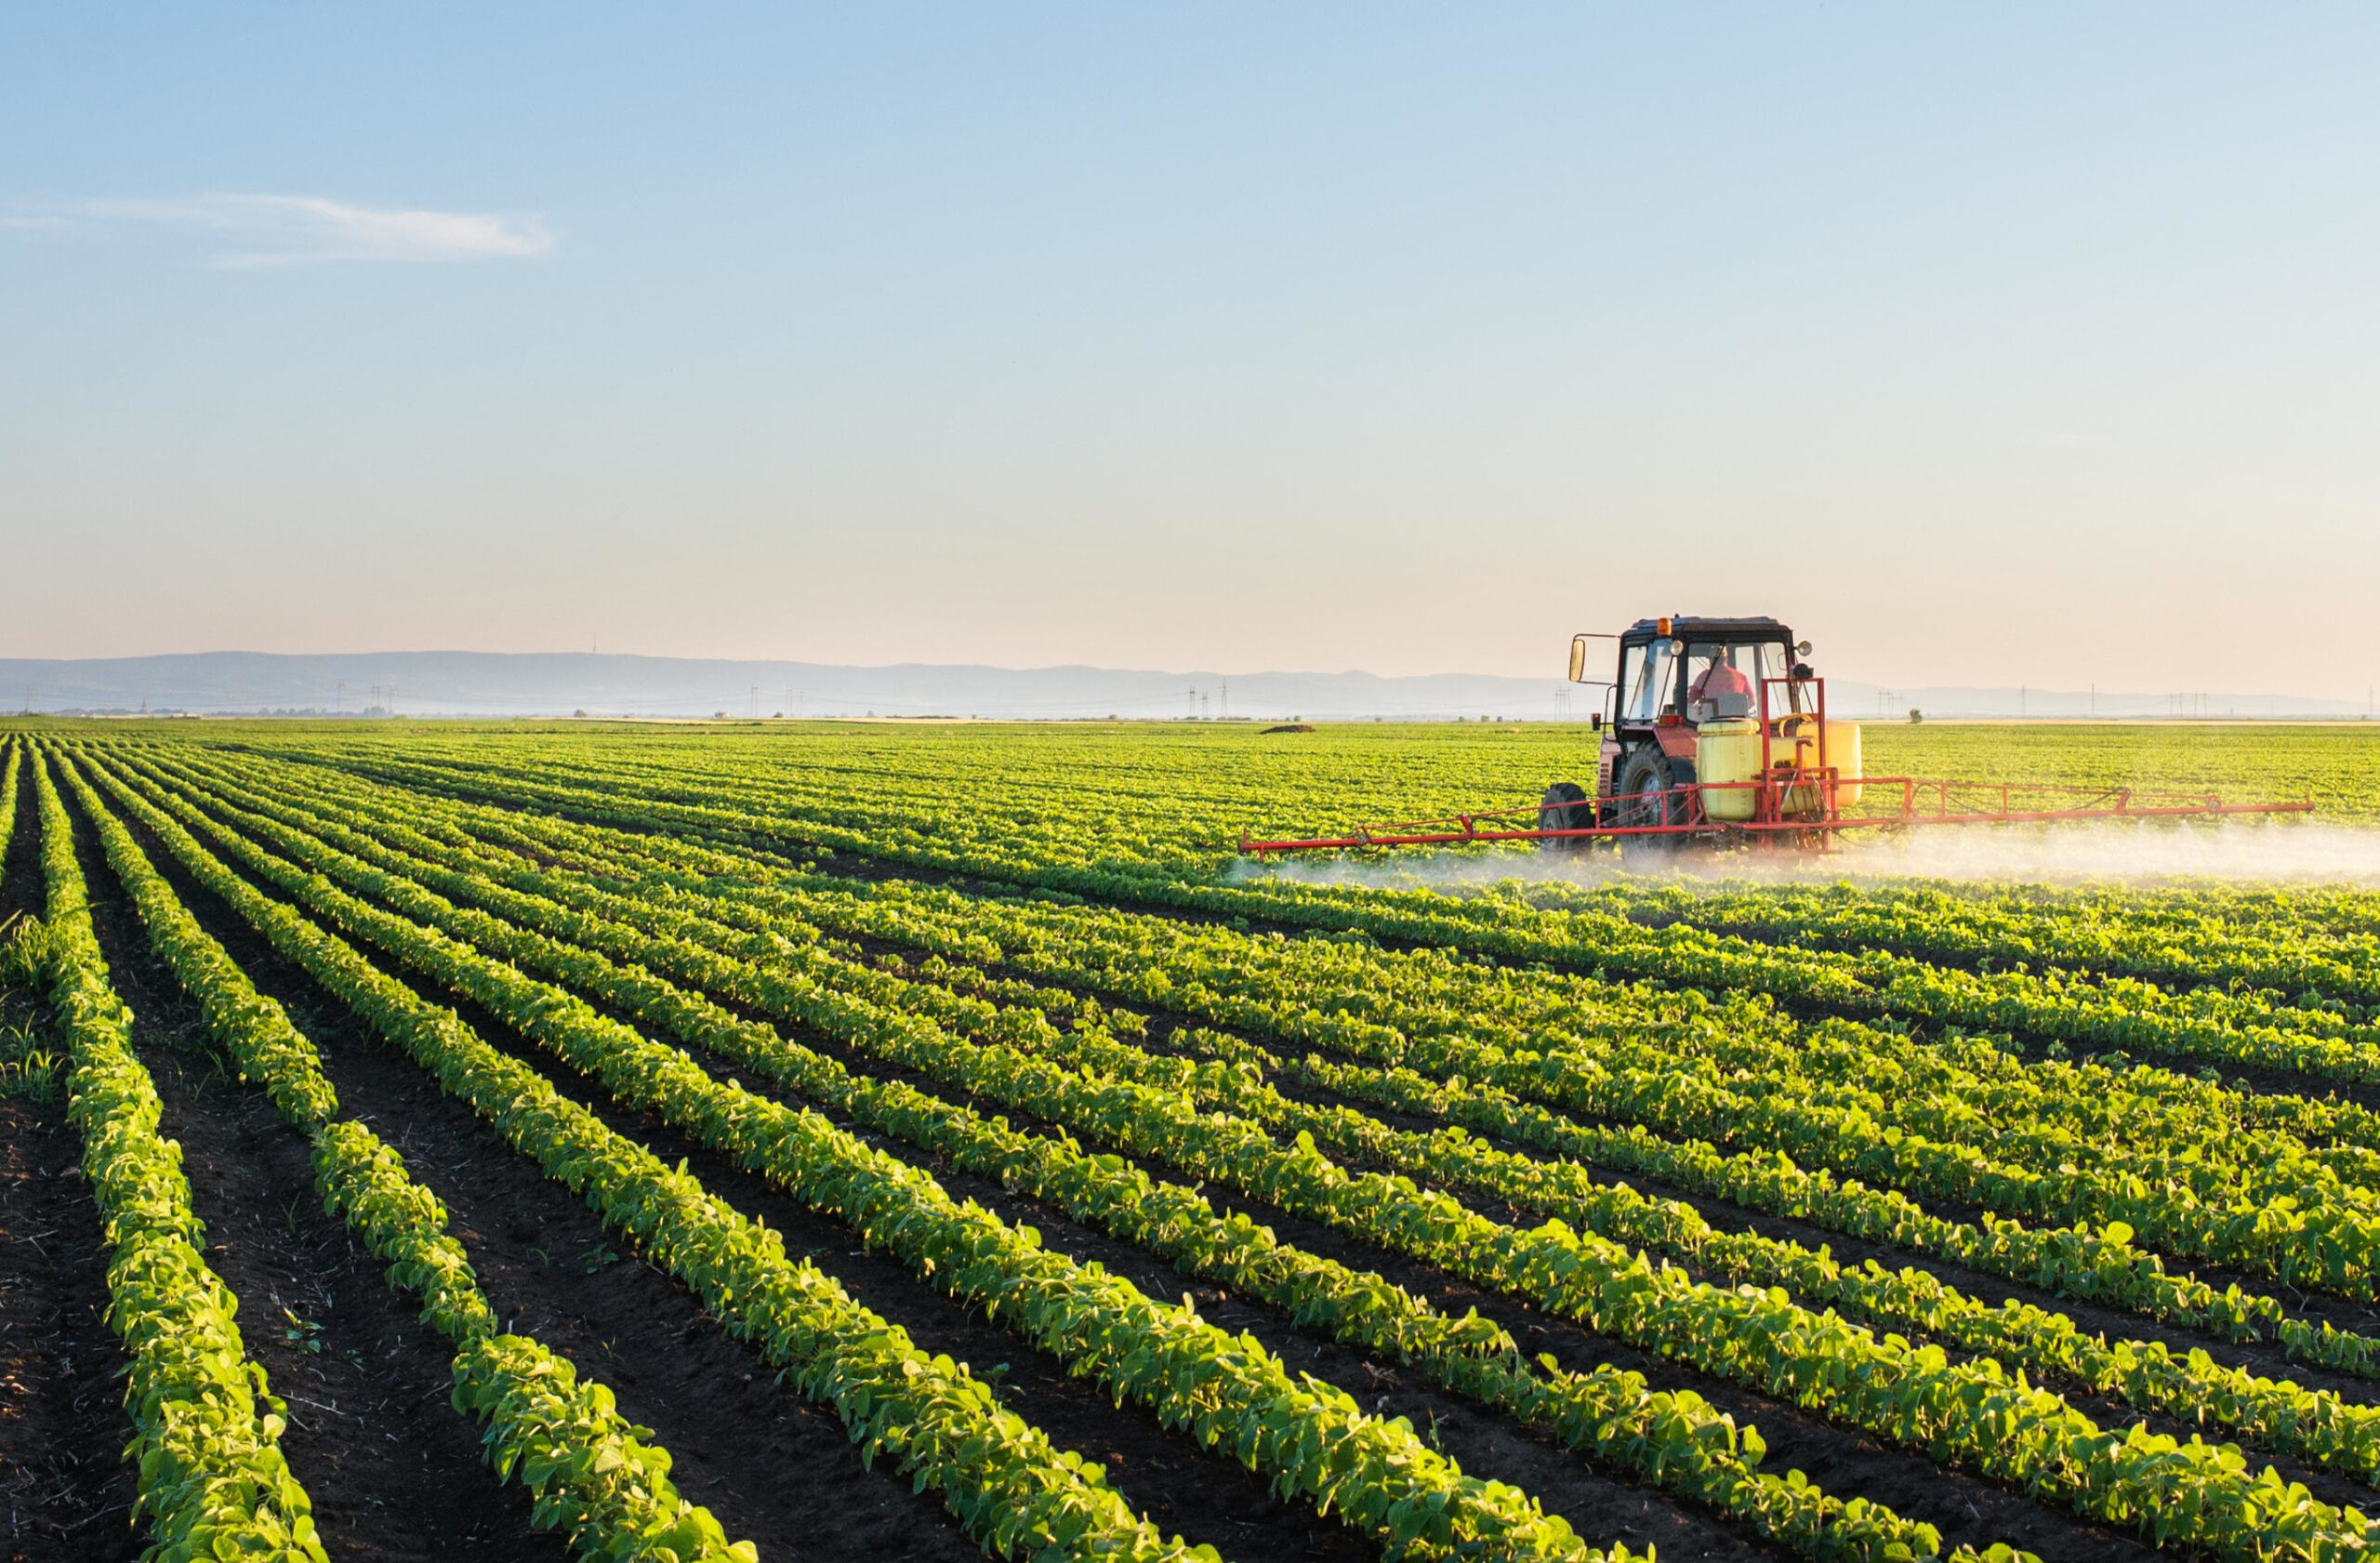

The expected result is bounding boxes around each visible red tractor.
[1238,614,2311,858]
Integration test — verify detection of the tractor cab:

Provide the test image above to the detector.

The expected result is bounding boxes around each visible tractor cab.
[1601,616,1808,729]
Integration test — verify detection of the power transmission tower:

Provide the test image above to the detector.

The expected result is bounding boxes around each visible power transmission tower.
[1220,679,1229,721]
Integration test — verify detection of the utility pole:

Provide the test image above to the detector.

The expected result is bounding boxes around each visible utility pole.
[1186,688,1196,720]
[2019,683,2027,719]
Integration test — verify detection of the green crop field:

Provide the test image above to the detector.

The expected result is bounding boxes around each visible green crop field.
[6,719,2380,1563]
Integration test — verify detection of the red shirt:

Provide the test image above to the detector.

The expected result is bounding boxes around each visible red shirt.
[1690,661,1755,704]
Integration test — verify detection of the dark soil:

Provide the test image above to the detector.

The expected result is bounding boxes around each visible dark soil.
[87,769,1262,1563]
[0,751,39,926]
[359,951,1631,1563]
[486,972,1779,1563]
[0,1096,139,1563]
[0,753,139,1561]
[60,766,567,1562]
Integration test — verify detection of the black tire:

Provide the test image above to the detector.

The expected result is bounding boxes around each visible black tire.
[1615,746,1683,858]
[1537,781,1593,853]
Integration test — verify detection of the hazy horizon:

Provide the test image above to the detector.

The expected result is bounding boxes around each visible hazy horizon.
[7,7,2377,697]
[1,646,2363,723]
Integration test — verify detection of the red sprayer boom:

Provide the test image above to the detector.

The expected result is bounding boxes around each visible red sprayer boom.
[1237,624,2313,858]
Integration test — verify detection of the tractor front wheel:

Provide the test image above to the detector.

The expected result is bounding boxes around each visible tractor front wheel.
[1538,781,1593,852]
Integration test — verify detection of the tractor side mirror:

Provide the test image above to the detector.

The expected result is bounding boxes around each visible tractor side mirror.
[1567,635,1589,683]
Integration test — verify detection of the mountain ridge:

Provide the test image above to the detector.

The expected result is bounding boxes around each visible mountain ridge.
[0,650,2365,722]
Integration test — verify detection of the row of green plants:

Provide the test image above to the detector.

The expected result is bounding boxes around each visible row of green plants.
[163,744,2380,1252]
[98,749,2379,1563]
[274,744,2380,1195]
[274,733,2380,1089]
[1,740,16,879]
[694,884,2370,1360]
[77,750,1243,1563]
[83,751,1635,1563]
[24,748,331,1563]
[0,744,56,1106]
[231,746,2380,1305]
[149,741,2380,1474]
[238,762,2380,1499]
[743,868,2380,1206]
[154,747,2380,1379]
[52,749,759,1563]
[1518,876,2380,1013]
[124,748,2011,1563]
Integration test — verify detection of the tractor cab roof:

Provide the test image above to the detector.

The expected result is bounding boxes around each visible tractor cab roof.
[1620,616,1792,645]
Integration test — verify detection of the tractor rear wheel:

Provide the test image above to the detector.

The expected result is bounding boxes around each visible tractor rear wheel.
[1616,746,1684,858]
[1537,781,1593,852]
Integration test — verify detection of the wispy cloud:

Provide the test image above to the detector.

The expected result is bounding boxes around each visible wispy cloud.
[8,193,555,266]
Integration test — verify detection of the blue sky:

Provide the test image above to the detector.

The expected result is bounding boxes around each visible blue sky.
[5,6,2376,696]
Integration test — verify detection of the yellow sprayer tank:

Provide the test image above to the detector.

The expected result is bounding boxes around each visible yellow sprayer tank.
[1778,716,1864,814]
[1694,719,1763,820]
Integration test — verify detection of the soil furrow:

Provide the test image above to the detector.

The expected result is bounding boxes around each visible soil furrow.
[60,767,566,1561]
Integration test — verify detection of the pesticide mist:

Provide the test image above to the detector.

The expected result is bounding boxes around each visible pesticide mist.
[1228,817,2380,892]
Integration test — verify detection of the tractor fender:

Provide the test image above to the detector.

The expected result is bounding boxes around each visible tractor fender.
[1653,726,1699,762]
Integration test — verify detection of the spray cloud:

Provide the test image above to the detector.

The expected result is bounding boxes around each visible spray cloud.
[1228,818,2380,893]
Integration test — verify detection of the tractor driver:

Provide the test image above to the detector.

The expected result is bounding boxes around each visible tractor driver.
[1687,651,1758,722]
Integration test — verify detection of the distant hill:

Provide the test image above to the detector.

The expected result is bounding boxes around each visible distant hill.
[0,650,2366,722]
